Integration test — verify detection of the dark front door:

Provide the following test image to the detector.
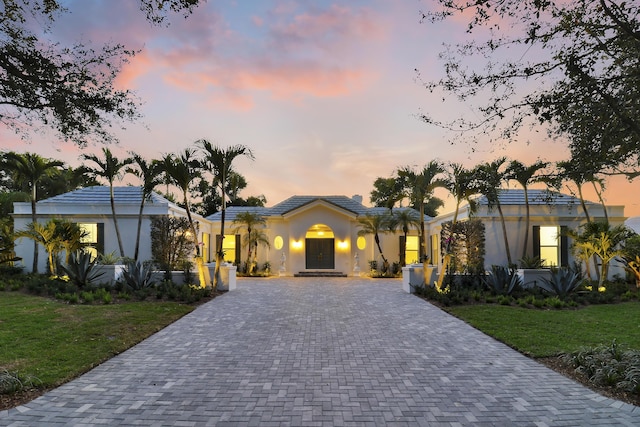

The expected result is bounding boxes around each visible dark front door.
[305,238,335,269]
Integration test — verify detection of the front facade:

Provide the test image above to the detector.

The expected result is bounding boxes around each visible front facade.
[12,187,627,278]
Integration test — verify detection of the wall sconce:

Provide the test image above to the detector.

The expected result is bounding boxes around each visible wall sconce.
[274,236,284,250]
[291,240,303,250]
[337,240,349,250]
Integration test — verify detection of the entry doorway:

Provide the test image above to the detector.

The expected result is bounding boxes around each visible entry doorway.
[304,224,335,269]
[305,238,335,269]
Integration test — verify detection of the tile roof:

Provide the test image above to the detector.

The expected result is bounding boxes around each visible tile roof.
[39,186,172,206]
[476,189,596,206]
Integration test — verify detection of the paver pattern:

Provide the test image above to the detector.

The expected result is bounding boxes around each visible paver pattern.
[2,277,639,426]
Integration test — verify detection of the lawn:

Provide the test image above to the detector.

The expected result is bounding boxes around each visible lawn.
[446,302,640,357]
[0,292,194,388]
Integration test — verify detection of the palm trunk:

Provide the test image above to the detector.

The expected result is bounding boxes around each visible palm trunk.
[110,185,126,258]
[30,190,38,273]
[214,178,227,289]
[134,196,145,261]
[592,181,609,223]
[577,184,591,222]
[522,186,530,259]
[436,203,461,289]
[183,191,204,287]
[496,202,513,266]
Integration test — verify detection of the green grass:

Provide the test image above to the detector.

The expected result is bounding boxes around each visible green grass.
[0,292,194,388]
[446,303,640,358]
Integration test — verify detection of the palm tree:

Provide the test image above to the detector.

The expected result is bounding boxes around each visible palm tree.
[232,211,266,272]
[505,160,548,260]
[82,148,133,258]
[388,209,421,266]
[15,219,63,275]
[198,140,254,289]
[476,158,513,266]
[357,213,392,272]
[160,149,202,277]
[55,220,88,264]
[396,161,447,262]
[436,163,481,289]
[246,228,270,274]
[556,160,592,222]
[128,153,163,261]
[2,152,63,272]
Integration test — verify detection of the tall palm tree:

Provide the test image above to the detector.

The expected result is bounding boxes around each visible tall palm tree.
[128,153,163,261]
[505,160,548,259]
[357,213,392,271]
[388,209,421,266]
[198,140,254,289]
[83,148,133,258]
[396,161,446,262]
[3,152,63,272]
[436,162,481,289]
[232,211,266,272]
[476,157,513,266]
[160,149,202,268]
[556,160,592,222]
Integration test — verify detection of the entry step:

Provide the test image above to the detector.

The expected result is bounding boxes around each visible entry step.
[294,271,348,277]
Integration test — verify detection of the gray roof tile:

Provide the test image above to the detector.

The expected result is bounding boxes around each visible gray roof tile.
[39,186,172,206]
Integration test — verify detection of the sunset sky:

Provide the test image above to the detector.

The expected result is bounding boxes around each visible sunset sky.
[2,0,639,216]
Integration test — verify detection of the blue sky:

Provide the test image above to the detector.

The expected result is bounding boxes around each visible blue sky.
[3,0,639,215]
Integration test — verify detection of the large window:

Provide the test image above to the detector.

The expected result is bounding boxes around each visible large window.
[430,234,439,265]
[405,235,419,265]
[216,234,241,264]
[78,223,103,258]
[533,225,568,267]
[539,226,559,267]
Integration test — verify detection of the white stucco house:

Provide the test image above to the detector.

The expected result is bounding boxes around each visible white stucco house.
[12,186,627,278]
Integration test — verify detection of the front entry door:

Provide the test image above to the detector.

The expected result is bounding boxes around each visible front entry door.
[305,238,335,269]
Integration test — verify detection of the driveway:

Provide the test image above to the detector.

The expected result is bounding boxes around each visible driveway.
[2,277,639,426]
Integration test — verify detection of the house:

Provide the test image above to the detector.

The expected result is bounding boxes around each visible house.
[12,186,211,273]
[12,187,626,278]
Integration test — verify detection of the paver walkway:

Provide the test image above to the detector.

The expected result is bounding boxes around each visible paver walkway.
[2,277,639,426]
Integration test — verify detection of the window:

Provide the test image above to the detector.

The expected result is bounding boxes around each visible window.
[533,225,568,267]
[539,226,559,266]
[216,234,241,264]
[78,223,104,258]
[405,235,419,265]
[430,234,439,265]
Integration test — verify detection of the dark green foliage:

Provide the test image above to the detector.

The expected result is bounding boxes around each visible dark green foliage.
[537,267,583,298]
[59,251,104,289]
[441,219,485,275]
[121,260,156,291]
[0,368,41,395]
[150,216,195,272]
[484,265,522,296]
[564,341,640,396]
[518,255,545,269]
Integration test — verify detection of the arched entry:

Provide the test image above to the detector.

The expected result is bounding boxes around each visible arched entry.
[305,224,335,269]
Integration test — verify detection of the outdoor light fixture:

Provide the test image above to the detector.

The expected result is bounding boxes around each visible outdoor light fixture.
[292,240,303,249]
[337,240,349,250]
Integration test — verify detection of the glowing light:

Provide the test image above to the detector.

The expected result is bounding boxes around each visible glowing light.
[357,236,366,250]
[274,236,283,250]
[292,240,303,250]
[337,240,349,250]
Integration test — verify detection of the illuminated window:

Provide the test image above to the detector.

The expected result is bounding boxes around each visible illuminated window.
[405,236,419,265]
[216,234,240,264]
[430,234,439,265]
[539,226,559,267]
[78,223,103,258]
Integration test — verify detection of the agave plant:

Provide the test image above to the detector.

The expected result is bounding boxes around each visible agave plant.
[483,265,522,296]
[536,267,583,298]
[59,250,105,289]
[121,260,156,290]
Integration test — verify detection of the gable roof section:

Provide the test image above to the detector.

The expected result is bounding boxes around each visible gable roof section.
[207,196,371,221]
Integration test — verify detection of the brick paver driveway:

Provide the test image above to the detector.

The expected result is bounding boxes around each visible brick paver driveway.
[2,277,639,426]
